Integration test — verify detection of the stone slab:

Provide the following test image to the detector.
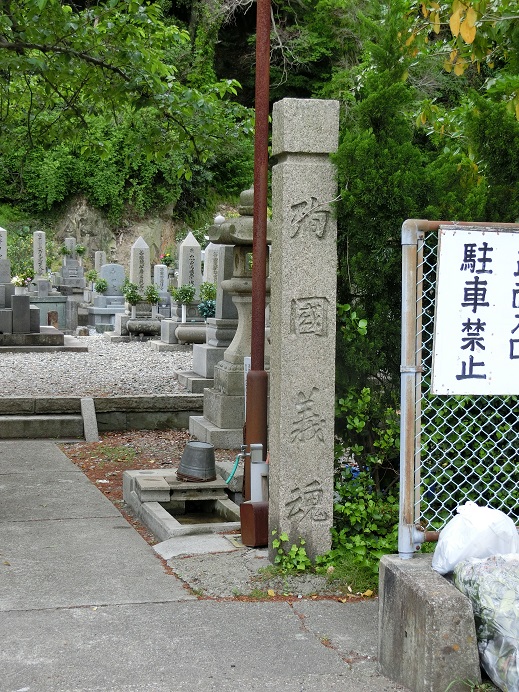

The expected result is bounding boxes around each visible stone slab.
[176,370,213,393]
[153,534,238,559]
[189,414,244,449]
[378,553,481,692]
[0,307,12,333]
[0,414,84,439]
[80,397,99,443]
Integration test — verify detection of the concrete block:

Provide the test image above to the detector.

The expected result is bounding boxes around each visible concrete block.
[4,283,15,308]
[81,397,99,443]
[0,284,5,308]
[11,295,30,333]
[192,343,227,378]
[378,553,481,692]
[203,388,245,429]
[0,308,12,334]
[160,318,179,344]
[29,305,40,333]
[135,476,171,502]
[189,415,243,450]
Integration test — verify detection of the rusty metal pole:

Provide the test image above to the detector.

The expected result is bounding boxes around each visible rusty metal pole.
[243,0,270,501]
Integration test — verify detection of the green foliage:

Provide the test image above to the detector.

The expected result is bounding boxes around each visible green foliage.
[122,281,142,306]
[85,270,98,284]
[171,283,195,304]
[59,245,71,256]
[271,531,313,573]
[198,282,217,317]
[144,284,160,305]
[198,282,217,302]
[75,245,86,257]
[324,468,399,576]
[94,278,108,294]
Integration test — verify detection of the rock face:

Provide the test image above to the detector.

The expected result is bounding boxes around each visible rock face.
[54,196,178,267]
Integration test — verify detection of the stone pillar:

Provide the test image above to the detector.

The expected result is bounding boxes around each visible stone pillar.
[0,227,7,260]
[129,236,151,294]
[268,98,340,560]
[94,251,107,272]
[33,231,46,279]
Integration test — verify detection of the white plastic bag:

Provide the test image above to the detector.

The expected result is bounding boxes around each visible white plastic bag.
[431,502,519,575]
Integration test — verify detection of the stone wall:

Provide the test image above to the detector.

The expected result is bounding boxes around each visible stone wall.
[54,196,178,268]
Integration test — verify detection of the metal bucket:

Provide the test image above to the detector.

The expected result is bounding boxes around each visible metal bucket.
[176,441,216,482]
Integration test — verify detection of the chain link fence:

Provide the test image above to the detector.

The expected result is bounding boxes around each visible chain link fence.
[399,220,519,557]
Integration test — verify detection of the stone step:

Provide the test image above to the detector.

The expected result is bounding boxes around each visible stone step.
[0,414,84,439]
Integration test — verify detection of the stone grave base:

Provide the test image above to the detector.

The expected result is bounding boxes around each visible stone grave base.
[0,326,88,352]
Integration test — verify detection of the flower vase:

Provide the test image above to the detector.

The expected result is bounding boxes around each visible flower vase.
[14,286,27,295]
[181,304,187,323]
[151,305,158,318]
[131,305,137,319]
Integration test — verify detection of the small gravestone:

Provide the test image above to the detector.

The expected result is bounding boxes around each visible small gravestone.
[268,98,339,560]
[0,228,7,260]
[94,251,107,272]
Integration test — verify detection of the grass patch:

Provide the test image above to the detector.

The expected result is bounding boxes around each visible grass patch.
[96,444,137,463]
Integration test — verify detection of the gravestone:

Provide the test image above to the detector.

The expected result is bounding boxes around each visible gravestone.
[59,237,85,289]
[87,263,126,331]
[158,232,203,347]
[0,228,7,260]
[94,251,107,272]
[129,236,151,294]
[177,231,202,301]
[33,231,46,279]
[154,263,171,317]
[268,98,339,560]
[203,242,219,285]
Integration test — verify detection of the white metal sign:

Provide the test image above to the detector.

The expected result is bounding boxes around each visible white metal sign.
[432,227,519,395]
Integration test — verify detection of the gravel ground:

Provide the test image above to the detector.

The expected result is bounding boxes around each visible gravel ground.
[0,334,194,397]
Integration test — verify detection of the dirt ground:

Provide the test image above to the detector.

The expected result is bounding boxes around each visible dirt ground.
[59,429,239,546]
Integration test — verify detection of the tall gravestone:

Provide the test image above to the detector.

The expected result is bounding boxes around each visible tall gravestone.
[268,98,340,560]
[129,236,151,294]
[203,242,219,284]
[33,231,46,279]
[153,263,170,317]
[177,231,202,301]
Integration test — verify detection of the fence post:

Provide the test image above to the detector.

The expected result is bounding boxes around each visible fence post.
[399,220,424,558]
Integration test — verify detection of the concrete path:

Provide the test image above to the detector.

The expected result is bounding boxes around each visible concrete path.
[0,440,409,692]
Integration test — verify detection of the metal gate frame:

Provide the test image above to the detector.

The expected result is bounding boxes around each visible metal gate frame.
[398,218,519,559]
